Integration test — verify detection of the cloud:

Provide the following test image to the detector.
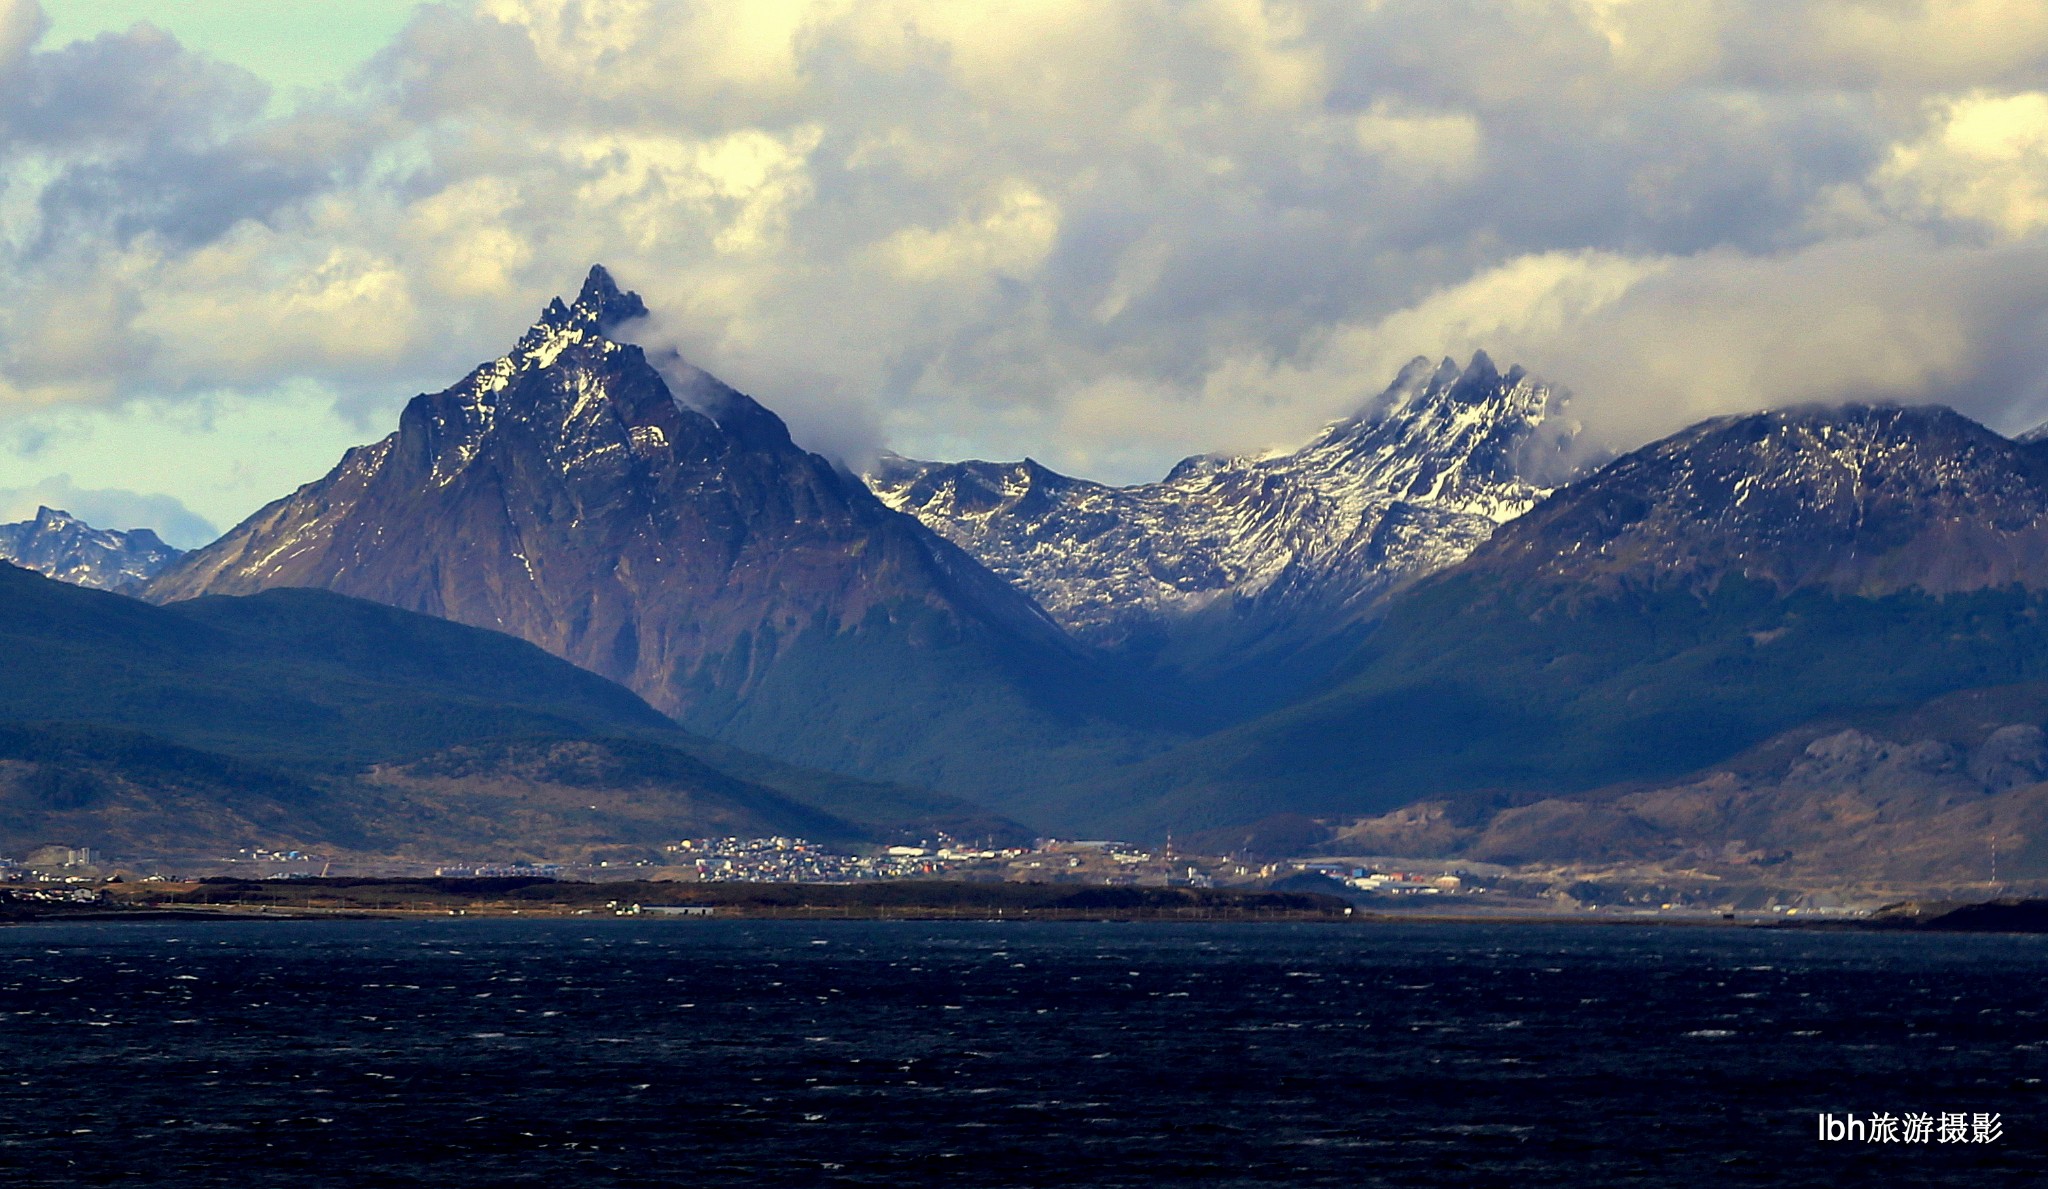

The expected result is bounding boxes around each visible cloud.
[1867,91,2048,239]
[136,236,421,384]
[1512,234,2048,444]
[1718,1,2048,90]
[1352,101,1485,182]
[0,473,217,547]
[3,0,2048,503]
[1170,233,2048,459]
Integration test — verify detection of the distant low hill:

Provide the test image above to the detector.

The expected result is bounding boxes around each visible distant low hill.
[1327,681,2048,889]
[0,562,1023,859]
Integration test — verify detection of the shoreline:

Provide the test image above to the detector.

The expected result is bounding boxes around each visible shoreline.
[0,902,1893,930]
[11,878,2043,932]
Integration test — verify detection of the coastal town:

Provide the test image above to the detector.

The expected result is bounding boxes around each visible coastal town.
[0,834,1893,918]
[6,835,1444,888]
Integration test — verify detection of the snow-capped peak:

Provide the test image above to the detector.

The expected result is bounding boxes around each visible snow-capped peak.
[867,354,1592,656]
[418,266,662,488]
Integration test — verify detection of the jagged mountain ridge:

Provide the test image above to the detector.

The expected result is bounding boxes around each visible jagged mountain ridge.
[867,354,1587,665]
[146,267,1165,808]
[0,506,183,591]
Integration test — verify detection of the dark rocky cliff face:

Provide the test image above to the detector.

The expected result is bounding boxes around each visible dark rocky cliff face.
[147,268,1147,807]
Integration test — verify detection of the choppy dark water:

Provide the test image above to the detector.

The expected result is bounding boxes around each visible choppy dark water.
[0,919,2042,1187]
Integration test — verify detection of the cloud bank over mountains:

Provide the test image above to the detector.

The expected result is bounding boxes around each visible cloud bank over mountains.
[4,0,2048,516]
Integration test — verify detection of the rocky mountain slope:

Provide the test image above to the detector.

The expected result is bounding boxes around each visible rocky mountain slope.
[1,560,1019,858]
[1069,403,2048,837]
[867,354,1587,675]
[146,268,1170,807]
[0,506,183,591]
[1472,403,2048,600]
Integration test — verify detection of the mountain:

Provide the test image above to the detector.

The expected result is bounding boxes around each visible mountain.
[1466,403,2048,600]
[0,560,1022,858]
[146,267,1170,809]
[0,506,183,591]
[1070,403,2048,837]
[867,354,1587,687]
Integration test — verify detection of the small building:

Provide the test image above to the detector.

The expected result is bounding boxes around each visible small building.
[26,845,92,868]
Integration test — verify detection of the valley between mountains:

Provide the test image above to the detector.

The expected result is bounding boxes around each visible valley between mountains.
[11,266,2048,896]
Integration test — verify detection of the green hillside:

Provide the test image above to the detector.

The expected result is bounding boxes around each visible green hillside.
[0,563,1023,856]
[3,563,674,765]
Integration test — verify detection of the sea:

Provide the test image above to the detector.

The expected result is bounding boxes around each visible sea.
[0,918,2041,1187]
